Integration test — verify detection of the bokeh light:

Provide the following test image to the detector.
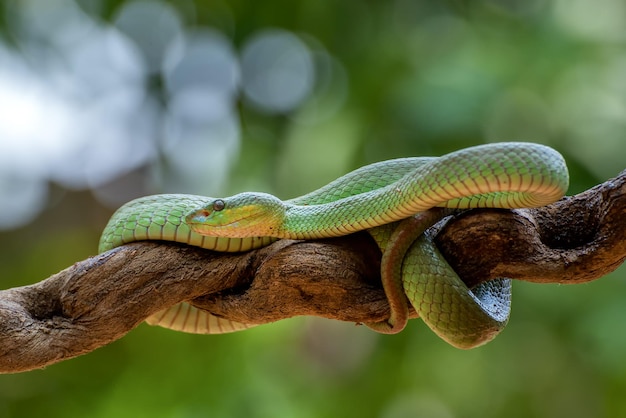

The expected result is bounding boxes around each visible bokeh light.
[0,0,325,225]
[241,29,315,114]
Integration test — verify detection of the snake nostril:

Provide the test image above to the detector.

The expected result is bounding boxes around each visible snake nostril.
[188,209,211,222]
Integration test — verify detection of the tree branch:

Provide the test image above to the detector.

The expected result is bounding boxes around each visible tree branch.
[1,170,624,373]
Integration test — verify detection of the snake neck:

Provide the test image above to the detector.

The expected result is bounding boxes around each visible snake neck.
[280,187,412,239]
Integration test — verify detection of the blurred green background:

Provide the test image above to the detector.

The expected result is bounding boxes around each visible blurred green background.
[1,0,625,417]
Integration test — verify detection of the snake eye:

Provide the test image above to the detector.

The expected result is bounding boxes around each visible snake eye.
[212,199,225,212]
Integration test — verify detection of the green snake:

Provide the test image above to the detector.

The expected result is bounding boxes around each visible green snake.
[99,142,569,349]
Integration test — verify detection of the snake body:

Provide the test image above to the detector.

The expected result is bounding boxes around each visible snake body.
[99,157,430,335]
[99,142,568,348]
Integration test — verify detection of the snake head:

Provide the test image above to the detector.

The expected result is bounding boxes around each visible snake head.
[185,192,285,238]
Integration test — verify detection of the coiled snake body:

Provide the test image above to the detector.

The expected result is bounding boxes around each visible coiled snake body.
[99,142,569,349]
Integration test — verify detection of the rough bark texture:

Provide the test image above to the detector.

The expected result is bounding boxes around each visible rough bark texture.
[0,170,624,373]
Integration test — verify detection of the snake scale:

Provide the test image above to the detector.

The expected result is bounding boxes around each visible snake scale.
[99,142,569,349]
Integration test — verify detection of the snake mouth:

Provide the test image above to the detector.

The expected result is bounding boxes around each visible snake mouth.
[186,206,266,234]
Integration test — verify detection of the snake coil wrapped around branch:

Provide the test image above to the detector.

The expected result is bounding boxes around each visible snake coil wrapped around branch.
[0,167,624,373]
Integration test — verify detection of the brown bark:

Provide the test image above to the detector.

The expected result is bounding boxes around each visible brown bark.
[0,170,624,373]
